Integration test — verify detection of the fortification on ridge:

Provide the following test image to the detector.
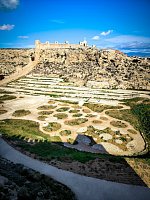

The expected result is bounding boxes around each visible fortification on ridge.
[35,39,88,49]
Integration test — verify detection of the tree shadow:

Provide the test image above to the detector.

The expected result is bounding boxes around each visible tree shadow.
[2,134,148,187]
[64,134,108,154]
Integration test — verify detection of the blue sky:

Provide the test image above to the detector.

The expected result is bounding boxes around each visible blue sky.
[0,0,150,56]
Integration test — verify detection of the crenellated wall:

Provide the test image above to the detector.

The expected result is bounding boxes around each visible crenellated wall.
[35,40,88,49]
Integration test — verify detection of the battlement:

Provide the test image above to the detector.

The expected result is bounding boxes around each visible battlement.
[35,40,88,49]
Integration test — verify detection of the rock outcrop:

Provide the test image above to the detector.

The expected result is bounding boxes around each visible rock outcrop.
[0,49,31,76]
[0,156,76,200]
[31,48,150,90]
[0,48,150,90]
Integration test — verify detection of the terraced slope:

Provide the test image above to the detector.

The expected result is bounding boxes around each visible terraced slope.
[1,75,149,102]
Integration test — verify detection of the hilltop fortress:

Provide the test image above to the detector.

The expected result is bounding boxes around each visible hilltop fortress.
[35,39,88,49]
[0,42,150,90]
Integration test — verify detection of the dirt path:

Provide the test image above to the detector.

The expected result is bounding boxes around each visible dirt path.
[0,138,150,200]
[0,52,40,86]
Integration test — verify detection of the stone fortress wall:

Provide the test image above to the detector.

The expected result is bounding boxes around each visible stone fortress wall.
[35,39,88,50]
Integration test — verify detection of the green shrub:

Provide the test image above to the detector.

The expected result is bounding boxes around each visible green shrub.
[132,104,150,136]
[0,119,50,140]
[84,103,122,113]
[56,107,70,112]
[43,122,61,132]
[69,109,80,113]
[106,109,139,130]
[110,120,127,128]
[0,95,16,101]
[65,118,88,126]
[38,111,53,115]
[12,109,31,117]
[37,105,56,110]
[60,130,71,136]
[72,113,82,117]
[37,115,47,121]
[53,113,68,119]
[92,120,102,124]
[50,136,62,142]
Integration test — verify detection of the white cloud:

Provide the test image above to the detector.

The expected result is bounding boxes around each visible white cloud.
[18,36,29,39]
[50,19,65,24]
[103,35,150,56]
[0,0,19,10]
[101,30,113,36]
[105,35,150,44]
[0,24,15,30]
[92,35,100,40]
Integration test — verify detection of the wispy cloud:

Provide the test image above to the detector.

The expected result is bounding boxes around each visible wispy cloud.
[0,0,19,10]
[105,35,150,44]
[104,35,150,56]
[50,19,65,24]
[18,36,29,39]
[0,24,15,30]
[92,35,100,40]
[101,30,113,36]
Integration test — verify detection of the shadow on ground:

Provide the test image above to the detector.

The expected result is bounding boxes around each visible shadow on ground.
[2,133,148,187]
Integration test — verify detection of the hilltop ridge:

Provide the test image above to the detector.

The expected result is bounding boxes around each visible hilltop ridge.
[32,48,150,90]
[0,48,150,90]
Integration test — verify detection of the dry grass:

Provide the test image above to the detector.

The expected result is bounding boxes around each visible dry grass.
[48,100,55,104]
[12,109,31,117]
[0,95,16,101]
[92,120,103,124]
[110,120,127,128]
[37,115,47,121]
[84,103,122,113]
[69,109,80,113]
[37,105,57,110]
[43,122,61,132]
[85,114,96,118]
[105,109,139,130]
[56,107,70,112]
[127,129,137,134]
[0,110,7,115]
[60,130,71,136]
[53,113,68,119]
[65,118,88,126]
[100,116,108,121]
[82,108,91,113]
[72,113,82,117]
[38,111,53,115]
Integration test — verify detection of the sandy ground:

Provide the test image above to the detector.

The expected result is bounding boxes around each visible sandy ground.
[0,93,146,156]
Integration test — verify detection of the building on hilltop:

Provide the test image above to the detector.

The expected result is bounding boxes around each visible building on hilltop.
[35,39,88,49]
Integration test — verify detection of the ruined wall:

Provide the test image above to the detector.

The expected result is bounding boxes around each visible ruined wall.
[35,40,87,50]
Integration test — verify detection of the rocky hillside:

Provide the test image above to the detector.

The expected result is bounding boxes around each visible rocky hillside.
[0,48,150,90]
[0,156,76,200]
[0,49,31,77]
[32,48,150,90]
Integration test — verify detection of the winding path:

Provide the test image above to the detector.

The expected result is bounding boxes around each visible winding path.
[0,138,150,200]
[0,51,40,86]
